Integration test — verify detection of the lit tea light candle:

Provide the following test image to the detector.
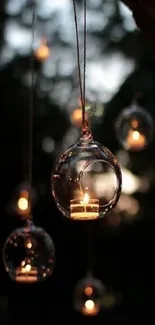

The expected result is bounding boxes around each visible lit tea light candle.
[16,262,38,283]
[82,299,99,316]
[70,193,99,220]
[127,130,146,150]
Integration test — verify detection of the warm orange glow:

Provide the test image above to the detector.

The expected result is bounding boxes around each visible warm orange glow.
[83,193,90,204]
[18,197,28,211]
[21,260,25,267]
[21,190,29,198]
[71,108,82,126]
[70,193,99,220]
[16,263,38,283]
[127,129,146,150]
[26,240,32,249]
[85,299,95,310]
[35,39,50,61]
[21,264,31,273]
[71,107,88,127]
[17,189,31,217]
[82,299,99,315]
[84,286,93,296]
[131,119,138,128]
[132,130,140,141]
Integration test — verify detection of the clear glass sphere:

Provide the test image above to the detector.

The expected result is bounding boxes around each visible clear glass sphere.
[74,275,104,316]
[52,132,122,220]
[115,102,154,151]
[3,220,55,283]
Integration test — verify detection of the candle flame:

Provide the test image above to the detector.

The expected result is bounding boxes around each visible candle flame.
[85,299,95,311]
[26,241,32,249]
[83,193,90,204]
[131,130,140,141]
[18,197,28,211]
[21,264,31,273]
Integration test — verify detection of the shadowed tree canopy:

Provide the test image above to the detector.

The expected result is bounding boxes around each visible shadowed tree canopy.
[1,1,155,324]
[122,0,155,44]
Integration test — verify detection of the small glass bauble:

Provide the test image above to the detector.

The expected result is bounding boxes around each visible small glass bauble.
[52,131,122,220]
[74,275,104,316]
[3,220,55,283]
[115,102,154,151]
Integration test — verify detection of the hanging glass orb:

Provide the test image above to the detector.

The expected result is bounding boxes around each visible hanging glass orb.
[74,275,104,316]
[115,102,154,151]
[3,220,55,283]
[52,130,122,220]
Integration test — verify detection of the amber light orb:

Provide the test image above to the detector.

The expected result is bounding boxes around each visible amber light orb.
[35,38,50,61]
[115,102,154,151]
[17,189,30,217]
[13,182,36,219]
[74,276,105,316]
[71,103,93,127]
[52,131,122,220]
[71,108,88,127]
[3,220,55,283]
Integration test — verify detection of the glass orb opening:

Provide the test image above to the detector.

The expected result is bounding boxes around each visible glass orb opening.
[79,158,121,218]
[3,221,55,283]
[52,136,122,220]
[115,103,154,151]
[74,276,104,316]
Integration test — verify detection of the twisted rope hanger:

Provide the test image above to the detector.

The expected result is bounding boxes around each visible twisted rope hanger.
[72,0,87,132]
[28,1,36,203]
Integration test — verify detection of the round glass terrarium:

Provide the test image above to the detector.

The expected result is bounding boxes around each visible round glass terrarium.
[3,220,55,283]
[74,275,105,316]
[52,131,122,220]
[115,102,154,151]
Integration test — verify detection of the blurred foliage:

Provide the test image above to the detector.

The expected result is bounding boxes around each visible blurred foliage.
[1,0,155,323]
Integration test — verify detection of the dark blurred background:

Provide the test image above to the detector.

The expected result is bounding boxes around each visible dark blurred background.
[1,0,155,323]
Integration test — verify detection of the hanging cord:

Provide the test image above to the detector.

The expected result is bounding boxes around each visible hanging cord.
[83,0,86,128]
[28,2,36,207]
[72,0,93,276]
[72,0,87,132]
